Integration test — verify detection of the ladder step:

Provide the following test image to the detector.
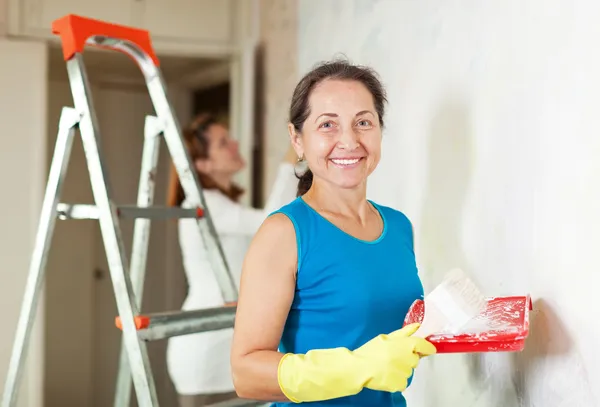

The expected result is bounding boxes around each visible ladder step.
[115,306,236,342]
[56,203,204,220]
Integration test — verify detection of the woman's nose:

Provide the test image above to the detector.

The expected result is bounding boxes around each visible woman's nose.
[338,128,360,150]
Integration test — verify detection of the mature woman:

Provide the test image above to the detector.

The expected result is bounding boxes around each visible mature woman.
[166,112,298,406]
[231,60,436,406]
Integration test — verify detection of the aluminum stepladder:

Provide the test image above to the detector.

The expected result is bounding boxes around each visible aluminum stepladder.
[1,13,248,407]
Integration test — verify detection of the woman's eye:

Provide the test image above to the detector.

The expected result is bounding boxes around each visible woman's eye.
[358,120,372,127]
[319,121,334,129]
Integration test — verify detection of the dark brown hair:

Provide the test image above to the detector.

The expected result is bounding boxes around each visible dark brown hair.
[289,59,388,196]
[167,113,244,207]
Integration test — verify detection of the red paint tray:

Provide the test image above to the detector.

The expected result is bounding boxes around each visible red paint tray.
[403,295,532,353]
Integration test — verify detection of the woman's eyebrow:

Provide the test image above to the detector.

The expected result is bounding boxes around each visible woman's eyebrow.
[314,113,338,122]
[314,111,375,122]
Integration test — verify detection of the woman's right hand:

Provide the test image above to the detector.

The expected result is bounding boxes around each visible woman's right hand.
[353,322,437,393]
[276,321,436,403]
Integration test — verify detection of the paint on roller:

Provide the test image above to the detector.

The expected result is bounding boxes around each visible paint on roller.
[432,296,524,338]
[414,268,487,338]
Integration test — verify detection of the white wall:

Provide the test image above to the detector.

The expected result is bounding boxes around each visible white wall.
[298,1,600,406]
[0,39,47,407]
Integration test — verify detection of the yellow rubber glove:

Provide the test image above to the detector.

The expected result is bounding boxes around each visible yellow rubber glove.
[277,323,436,403]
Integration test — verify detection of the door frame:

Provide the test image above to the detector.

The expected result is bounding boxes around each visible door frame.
[181,0,259,206]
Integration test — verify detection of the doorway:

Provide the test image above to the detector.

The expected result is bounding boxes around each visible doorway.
[193,82,230,121]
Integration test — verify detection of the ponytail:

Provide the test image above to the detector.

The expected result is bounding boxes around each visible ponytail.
[296,169,313,197]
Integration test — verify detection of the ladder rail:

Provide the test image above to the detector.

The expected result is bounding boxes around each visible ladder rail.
[146,76,238,303]
[113,116,163,407]
[67,54,159,406]
[1,109,79,407]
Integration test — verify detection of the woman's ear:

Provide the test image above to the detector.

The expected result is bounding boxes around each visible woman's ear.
[288,123,304,158]
[194,158,212,174]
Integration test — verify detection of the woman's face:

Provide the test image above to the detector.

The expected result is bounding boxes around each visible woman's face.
[197,123,245,177]
[290,79,382,190]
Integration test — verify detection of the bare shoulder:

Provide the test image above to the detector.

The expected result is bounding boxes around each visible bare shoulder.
[252,212,297,247]
[242,212,298,278]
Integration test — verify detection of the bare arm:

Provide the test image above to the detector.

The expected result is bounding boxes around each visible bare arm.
[231,213,297,401]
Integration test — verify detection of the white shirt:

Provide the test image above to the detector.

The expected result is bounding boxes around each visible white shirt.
[166,163,297,395]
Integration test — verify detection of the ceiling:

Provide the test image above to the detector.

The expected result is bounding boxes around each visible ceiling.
[48,44,227,88]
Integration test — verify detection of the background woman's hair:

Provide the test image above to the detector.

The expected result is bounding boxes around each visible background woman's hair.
[167,113,243,207]
[288,58,388,196]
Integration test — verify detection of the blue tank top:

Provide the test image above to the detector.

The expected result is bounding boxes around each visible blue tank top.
[270,197,424,407]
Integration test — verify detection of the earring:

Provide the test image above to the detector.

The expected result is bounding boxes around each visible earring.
[294,155,309,177]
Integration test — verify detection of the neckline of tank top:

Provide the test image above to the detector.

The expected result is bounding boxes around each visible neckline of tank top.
[297,196,388,245]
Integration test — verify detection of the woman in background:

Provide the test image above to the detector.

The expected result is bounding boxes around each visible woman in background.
[166,112,298,406]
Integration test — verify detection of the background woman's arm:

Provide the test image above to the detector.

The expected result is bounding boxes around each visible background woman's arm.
[261,146,300,212]
[209,145,298,236]
[230,213,298,401]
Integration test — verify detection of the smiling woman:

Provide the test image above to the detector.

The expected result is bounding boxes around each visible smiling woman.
[291,63,388,197]
[230,59,437,407]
